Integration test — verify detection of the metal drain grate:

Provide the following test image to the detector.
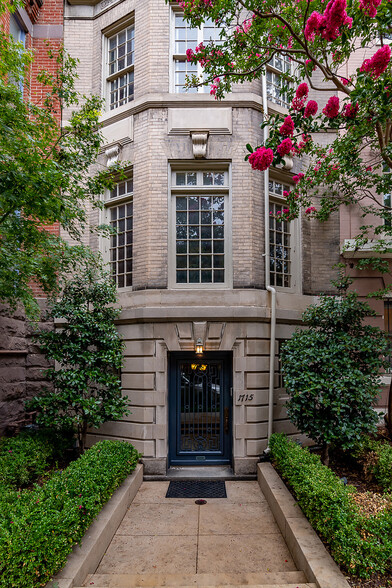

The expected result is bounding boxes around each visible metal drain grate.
[166,480,227,498]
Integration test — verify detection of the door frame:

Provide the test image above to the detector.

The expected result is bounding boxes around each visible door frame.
[168,351,233,466]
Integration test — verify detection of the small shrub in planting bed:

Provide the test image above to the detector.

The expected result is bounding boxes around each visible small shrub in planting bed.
[0,429,72,489]
[269,433,392,578]
[0,440,140,588]
[352,436,392,492]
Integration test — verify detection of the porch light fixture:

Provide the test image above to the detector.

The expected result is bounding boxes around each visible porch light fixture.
[195,338,204,356]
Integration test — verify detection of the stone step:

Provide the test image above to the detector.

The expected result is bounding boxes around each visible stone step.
[78,584,316,588]
[80,571,312,587]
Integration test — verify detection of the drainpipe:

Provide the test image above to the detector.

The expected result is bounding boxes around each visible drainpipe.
[261,73,277,448]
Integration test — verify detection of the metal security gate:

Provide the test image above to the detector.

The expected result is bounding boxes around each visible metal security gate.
[169,352,232,465]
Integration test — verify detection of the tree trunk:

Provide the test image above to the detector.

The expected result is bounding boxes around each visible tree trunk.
[78,422,88,455]
[321,442,330,466]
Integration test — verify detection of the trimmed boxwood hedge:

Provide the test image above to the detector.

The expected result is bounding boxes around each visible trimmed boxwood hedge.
[0,440,140,588]
[269,433,392,578]
[0,429,73,489]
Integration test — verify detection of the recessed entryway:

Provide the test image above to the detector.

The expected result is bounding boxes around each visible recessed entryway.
[168,352,233,466]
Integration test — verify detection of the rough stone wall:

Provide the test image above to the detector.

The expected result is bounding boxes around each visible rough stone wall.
[0,304,52,435]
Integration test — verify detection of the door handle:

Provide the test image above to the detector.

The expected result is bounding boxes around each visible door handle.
[224,407,229,435]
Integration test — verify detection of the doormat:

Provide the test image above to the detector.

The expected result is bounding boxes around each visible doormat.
[166,480,227,498]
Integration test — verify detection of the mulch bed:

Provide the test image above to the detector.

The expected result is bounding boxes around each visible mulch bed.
[312,432,392,588]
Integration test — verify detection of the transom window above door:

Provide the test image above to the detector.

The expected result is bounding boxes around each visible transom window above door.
[170,169,231,288]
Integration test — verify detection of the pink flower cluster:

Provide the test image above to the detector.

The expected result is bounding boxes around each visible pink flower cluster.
[248,147,274,171]
[342,102,358,119]
[359,0,381,18]
[210,77,221,97]
[177,0,214,8]
[360,45,391,79]
[277,138,293,156]
[279,115,295,136]
[323,95,340,118]
[293,172,305,185]
[305,206,317,214]
[304,0,352,43]
[292,83,309,110]
[186,48,194,62]
[304,100,318,118]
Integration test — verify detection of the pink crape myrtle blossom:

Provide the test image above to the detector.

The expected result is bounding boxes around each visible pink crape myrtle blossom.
[292,83,309,110]
[305,206,317,214]
[360,45,391,79]
[279,115,295,136]
[343,102,359,118]
[304,0,352,42]
[359,0,381,18]
[293,172,305,185]
[277,138,293,156]
[304,100,318,118]
[248,147,274,171]
[296,83,309,99]
[304,11,323,41]
[186,48,194,62]
[322,0,352,41]
[323,96,340,118]
[209,77,221,97]
[283,190,291,198]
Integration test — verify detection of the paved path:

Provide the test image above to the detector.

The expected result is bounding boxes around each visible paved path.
[82,481,316,587]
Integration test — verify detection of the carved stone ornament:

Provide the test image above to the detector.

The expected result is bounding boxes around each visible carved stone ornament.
[191,131,209,159]
[282,156,294,171]
[105,143,121,167]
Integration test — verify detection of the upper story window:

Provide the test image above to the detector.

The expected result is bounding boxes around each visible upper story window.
[269,179,296,288]
[266,54,292,108]
[383,165,391,229]
[9,14,26,46]
[170,168,231,287]
[172,11,223,93]
[105,22,134,111]
[105,178,133,288]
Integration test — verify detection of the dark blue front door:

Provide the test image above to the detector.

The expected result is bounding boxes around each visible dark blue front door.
[169,352,232,465]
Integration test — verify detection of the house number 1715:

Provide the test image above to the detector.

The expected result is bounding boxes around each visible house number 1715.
[237,393,254,402]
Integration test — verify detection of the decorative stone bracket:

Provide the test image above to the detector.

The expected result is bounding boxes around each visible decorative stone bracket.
[191,131,209,159]
[105,143,121,167]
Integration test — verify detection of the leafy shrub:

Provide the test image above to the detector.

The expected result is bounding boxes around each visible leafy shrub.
[0,440,140,588]
[27,271,130,453]
[0,429,72,489]
[269,433,392,578]
[352,437,392,492]
[281,293,389,464]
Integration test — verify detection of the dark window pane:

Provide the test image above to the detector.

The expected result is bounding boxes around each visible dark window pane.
[201,270,212,283]
[189,270,200,283]
[177,270,187,283]
[214,270,224,283]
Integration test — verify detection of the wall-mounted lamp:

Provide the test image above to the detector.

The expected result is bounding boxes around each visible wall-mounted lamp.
[195,338,204,356]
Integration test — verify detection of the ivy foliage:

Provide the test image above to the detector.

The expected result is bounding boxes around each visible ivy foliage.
[27,270,129,453]
[281,293,389,460]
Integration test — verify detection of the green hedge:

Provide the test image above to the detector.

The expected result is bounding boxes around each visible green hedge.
[269,433,392,578]
[0,429,73,489]
[0,440,140,588]
[352,437,392,492]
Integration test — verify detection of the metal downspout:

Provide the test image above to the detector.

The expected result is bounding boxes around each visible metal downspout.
[262,73,277,446]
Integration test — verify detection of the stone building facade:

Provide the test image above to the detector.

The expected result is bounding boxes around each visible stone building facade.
[62,0,344,475]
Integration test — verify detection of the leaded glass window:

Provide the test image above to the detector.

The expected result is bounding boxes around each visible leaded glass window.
[266,54,292,108]
[173,12,223,93]
[107,179,133,288]
[269,180,292,288]
[107,25,134,110]
[172,170,229,286]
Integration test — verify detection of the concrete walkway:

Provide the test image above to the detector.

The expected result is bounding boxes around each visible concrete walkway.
[81,481,316,587]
